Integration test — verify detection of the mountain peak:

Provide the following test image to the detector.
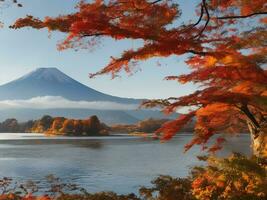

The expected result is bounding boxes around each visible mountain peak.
[17,67,74,83]
[0,67,140,104]
[35,67,60,72]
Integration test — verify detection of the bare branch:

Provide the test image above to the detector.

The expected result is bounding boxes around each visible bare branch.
[192,4,204,27]
[217,11,267,20]
[82,33,105,37]
[150,0,164,5]
[186,50,210,56]
[194,0,210,39]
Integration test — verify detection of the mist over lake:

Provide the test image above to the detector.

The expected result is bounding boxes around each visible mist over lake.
[0,133,251,194]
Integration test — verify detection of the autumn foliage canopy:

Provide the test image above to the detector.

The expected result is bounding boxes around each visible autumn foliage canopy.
[12,0,267,153]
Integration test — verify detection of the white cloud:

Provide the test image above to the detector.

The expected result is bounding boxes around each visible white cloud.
[0,96,139,110]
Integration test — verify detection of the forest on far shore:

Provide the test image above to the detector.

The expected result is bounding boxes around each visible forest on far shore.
[0,115,108,136]
[0,115,194,136]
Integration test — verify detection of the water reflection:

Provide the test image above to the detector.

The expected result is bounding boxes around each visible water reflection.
[0,139,104,149]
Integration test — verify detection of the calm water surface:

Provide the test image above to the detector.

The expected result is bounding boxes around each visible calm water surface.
[0,133,251,194]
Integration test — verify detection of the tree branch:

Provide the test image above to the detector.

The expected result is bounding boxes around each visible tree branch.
[81,33,105,37]
[193,0,210,39]
[186,50,209,56]
[239,104,260,130]
[199,0,210,36]
[217,11,267,20]
[150,0,163,5]
[192,4,204,27]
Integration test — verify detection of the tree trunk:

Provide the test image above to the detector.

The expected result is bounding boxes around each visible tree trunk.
[248,121,267,159]
[239,104,266,159]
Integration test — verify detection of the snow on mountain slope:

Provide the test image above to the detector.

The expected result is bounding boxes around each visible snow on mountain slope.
[0,68,141,104]
[0,68,177,124]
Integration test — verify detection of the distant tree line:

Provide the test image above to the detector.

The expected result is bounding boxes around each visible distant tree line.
[0,116,246,136]
[0,115,109,136]
[0,118,34,133]
[0,116,181,135]
[110,118,194,134]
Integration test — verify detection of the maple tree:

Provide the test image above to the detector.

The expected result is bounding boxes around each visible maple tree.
[191,154,267,200]
[11,0,267,157]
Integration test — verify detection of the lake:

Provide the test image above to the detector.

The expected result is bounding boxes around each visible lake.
[0,133,251,194]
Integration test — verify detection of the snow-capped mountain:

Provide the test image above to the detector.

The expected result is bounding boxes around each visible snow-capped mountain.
[0,67,140,104]
[0,68,177,124]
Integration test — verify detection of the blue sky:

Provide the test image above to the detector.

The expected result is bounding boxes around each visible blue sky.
[0,0,199,99]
